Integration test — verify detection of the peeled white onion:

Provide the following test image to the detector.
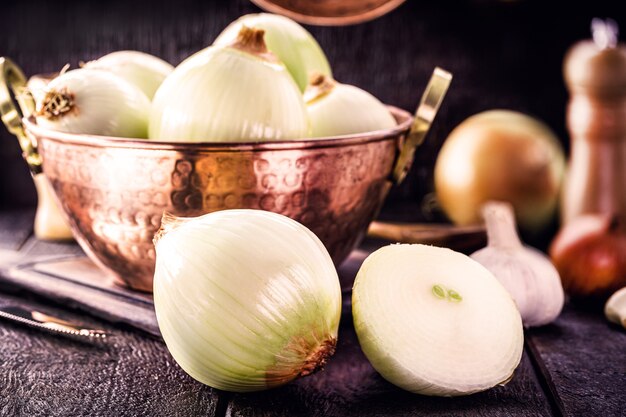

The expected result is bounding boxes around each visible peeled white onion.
[352,244,523,396]
[153,209,342,392]
[34,68,150,138]
[150,27,309,142]
[84,50,174,99]
[214,13,331,92]
[304,74,396,137]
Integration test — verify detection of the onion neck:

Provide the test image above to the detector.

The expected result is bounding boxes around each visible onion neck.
[482,201,524,250]
[304,73,336,104]
[153,212,193,245]
[36,88,74,120]
[229,26,278,64]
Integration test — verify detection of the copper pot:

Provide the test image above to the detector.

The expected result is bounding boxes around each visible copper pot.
[250,0,406,26]
[0,58,450,292]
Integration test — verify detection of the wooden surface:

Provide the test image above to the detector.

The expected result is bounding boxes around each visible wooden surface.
[0,292,220,417]
[1,209,625,416]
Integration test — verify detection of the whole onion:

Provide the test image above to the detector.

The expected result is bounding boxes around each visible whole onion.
[153,209,342,392]
[435,110,565,233]
[150,26,309,142]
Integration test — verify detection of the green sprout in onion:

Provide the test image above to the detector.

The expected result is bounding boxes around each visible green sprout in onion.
[431,284,463,303]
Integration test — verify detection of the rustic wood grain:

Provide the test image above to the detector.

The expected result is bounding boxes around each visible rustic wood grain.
[0,292,219,417]
[526,305,626,417]
[226,323,555,417]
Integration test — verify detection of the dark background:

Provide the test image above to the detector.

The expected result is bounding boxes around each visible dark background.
[1,0,624,219]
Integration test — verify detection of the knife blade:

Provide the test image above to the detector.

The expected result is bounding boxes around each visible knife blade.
[0,304,109,342]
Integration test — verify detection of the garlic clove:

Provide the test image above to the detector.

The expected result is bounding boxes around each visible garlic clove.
[605,287,626,329]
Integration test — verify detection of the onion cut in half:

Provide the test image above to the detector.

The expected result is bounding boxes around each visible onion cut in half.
[352,244,524,396]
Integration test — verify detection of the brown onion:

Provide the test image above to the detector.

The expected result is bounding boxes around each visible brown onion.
[435,110,565,233]
[550,214,626,298]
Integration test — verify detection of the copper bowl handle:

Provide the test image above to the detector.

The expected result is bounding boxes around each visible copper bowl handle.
[391,67,452,184]
[0,57,41,174]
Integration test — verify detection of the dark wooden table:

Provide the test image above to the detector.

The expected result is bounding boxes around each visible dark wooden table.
[1,208,625,417]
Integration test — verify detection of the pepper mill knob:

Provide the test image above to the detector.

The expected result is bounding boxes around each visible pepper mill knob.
[564,18,626,97]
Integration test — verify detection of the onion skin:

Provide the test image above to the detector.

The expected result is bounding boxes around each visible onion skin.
[435,110,565,233]
[550,215,626,298]
[153,210,341,392]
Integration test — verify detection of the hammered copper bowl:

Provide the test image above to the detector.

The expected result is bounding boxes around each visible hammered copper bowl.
[21,111,412,291]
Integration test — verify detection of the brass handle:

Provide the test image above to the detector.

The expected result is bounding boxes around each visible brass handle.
[392,67,452,184]
[0,57,41,174]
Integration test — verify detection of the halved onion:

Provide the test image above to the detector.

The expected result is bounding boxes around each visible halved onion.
[352,244,524,396]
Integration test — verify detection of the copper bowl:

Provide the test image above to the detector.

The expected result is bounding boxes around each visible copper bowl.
[1,58,451,292]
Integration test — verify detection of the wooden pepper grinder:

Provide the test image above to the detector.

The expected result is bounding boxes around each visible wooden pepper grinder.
[562,18,626,224]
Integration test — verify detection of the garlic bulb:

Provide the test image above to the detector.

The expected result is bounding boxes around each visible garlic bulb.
[83,50,174,99]
[304,74,396,137]
[34,68,150,138]
[153,209,342,392]
[471,201,564,327]
[605,287,626,329]
[214,13,331,92]
[352,244,523,396]
[150,27,309,142]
